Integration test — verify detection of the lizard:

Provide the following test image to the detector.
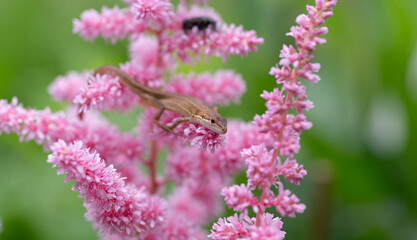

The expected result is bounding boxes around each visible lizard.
[93,65,228,134]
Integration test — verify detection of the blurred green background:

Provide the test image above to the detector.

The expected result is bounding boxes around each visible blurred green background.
[1,0,416,239]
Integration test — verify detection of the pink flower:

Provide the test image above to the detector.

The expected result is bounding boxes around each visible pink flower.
[128,35,159,67]
[168,186,210,224]
[73,6,141,43]
[183,124,226,152]
[166,70,246,106]
[74,73,139,113]
[210,24,264,59]
[48,71,91,103]
[47,140,166,236]
[242,145,278,190]
[0,98,145,182]
[122,36,168,87]
[143,214,207,239]
[168,181,224,225]
[278,158,307,185]
[73,9,102,40]
[211,0,336,237]
[138,108,226,152]
[245,213,285,240]
[162,23,263,62]
[291,113,313,132]
[209,121,275,176]
[179,5,222,25]
[209,213,285,240]
[184,177,224,220]
[222,184,257,212]
[274,183,306,217]
[130,0,174,28]
[209,213,250,239]
[165,121,275,184]
[261,89,288,114]
[120,62,164,88]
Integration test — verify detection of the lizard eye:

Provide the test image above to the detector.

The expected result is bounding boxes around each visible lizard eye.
[211,119,215,123]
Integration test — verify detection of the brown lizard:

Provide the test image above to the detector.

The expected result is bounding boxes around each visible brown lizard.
[94,65,227,134]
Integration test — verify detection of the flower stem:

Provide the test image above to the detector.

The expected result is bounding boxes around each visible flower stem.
[256,190,267,226]
[148,140,159,194]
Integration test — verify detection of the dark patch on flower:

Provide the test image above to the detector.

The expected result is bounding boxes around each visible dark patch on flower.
[182,17,216,34]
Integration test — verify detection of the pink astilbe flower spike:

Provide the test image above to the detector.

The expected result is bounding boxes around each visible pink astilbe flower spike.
[0,98,145,181]
[127,35,171,73]
[209,212,285,240]
[168,186,210,224]
[180,5,221,24]
[166,121,275,184]
[158,5,263,63]
[74,2,263,61]
[128,35,159,65]
[183,124,226,152]
[168,179,224,225]
[184,177,225,220]
[138,108,226,152]
[47,140,166,236]
[274,183,306,218]
[209,213,250,239]
[48,71,91,103]
[120,35,167,88]
[73,6,142,43]
[166,70,246,106]
[222,184,257,212]
[211,0,336,237]
[244,213,285,240]
[120,62,165,88]
[165,147,200,183]
[163,23,263,63]
[142,214,207,239]
[208,121,275,177]
[130,0,175,28]
[278,158,307,185]
[74,74,139,113]
[242,145,278,190]
[210,24,264,59]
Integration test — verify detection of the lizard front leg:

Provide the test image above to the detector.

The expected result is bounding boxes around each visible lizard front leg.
[167,117,192,131]
[150,98,178,134]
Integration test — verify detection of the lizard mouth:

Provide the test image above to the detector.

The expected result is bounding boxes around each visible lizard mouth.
[220,127,227,134]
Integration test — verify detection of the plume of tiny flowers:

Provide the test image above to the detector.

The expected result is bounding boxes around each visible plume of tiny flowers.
[47,140,166,236]
[208,213,285,240]
[0,98,145,185]
[74,73,139,113]
[73,6,142,43]
[73,3,263,62]
[166,70,246,106]
[48,71,91,102]
[131,0,175,29]
[210,0,336,238]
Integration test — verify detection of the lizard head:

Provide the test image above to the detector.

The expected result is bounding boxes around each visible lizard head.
[197,107,227,134]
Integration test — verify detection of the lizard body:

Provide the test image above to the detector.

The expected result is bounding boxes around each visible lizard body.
[94,65,227,134]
